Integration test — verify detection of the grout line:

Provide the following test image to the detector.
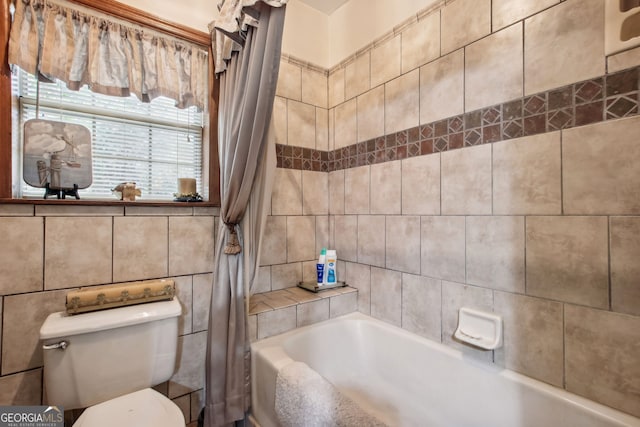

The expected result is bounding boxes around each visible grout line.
[524,216,528,296]
[284,215,288,265]
[560,130,564,215]
[607,217,612,311]
[464,215,467,284]
[367,264,372,316]
[490,0,494,33]
[462,45,466,115]
[399,22,404,75]
[399,157,404,216]
[521,20,525,99]
[383,215,387,270]
[439,7,442,57]
[562,303,566,389]
[491,288,495,364]
[490,143,494,215]
[439,276,443,343]
[166,215,170,278]
[439,152,443,215]
[399,261,404,329]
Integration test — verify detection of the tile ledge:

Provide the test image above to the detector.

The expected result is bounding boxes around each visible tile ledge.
[249,285,357,315]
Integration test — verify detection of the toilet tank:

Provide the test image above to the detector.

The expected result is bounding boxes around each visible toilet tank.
[40,299,182,409]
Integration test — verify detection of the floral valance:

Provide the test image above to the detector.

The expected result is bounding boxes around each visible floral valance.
[209,0,287,74]
[8,0,208,110]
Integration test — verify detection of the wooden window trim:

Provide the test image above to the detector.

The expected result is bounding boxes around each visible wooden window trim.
[1,0,10,199]
[0,0,220,206]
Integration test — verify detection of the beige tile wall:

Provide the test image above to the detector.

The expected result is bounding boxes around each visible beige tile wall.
[441,0,491,55]
[401,10,440,74]
[492,131,562,215]
[464,22,523,111]
[266,0,640,418]
[419,50,464,124]
[371,35,401,88]
[316,120,639,416]
[563,117,640,214]
[384,69,420,135]
[524,0,604,95]
[357,86,385,142]
[357,215,385,267]
[0,205,218,424]
[565,305,640,417]
[260,167,331,288]
[492,0,560,31]
[345,53,370,100]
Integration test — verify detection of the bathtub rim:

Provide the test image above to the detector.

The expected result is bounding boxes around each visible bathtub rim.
[250,311,640,427]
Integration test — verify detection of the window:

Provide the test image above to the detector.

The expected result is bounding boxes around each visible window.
[0,0,219,205]
[12,68,204,200]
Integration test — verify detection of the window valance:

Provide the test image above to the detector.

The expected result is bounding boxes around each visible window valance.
[8,0,208,110]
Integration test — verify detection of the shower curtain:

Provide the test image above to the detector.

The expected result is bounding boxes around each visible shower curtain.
[204,2,286,426]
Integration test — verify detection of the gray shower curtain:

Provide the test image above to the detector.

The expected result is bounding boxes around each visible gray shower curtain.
[204,2,286,427]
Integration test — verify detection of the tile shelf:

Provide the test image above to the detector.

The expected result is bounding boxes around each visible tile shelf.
[249,285,357,315]
[248,285,359,341]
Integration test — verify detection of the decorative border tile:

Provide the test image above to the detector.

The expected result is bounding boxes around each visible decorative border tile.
[277,65,640,172]
[280,53,328,76]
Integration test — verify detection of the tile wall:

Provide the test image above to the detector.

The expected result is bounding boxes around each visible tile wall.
[264,0,640,418]
[259,55,332,294]
[0,204,218,424]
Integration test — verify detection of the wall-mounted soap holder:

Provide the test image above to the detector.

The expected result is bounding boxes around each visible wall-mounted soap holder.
[454,307,503,350]
[606,0,640,55]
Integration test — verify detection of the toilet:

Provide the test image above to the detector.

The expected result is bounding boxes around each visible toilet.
[39,298,185,426]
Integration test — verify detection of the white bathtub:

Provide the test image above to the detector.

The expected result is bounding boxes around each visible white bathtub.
[251,312,640,427]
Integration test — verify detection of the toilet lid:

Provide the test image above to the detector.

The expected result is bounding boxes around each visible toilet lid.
[73,388,185,427]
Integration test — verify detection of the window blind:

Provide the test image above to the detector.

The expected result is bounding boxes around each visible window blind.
[13,68,204,200]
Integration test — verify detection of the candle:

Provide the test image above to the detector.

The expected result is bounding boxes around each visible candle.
[177,178,196,195]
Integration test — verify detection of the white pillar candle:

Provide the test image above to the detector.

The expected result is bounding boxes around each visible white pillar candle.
[177,178,196,195]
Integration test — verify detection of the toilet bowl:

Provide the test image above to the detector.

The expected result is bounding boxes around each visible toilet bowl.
[40,299,185,427]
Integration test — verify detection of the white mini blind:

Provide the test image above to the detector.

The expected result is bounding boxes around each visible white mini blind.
[13,67,204,200]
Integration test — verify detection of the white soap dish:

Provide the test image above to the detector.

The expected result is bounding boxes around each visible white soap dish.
[454,307,503,350]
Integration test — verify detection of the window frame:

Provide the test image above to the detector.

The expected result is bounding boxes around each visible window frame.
[0,0,220,206]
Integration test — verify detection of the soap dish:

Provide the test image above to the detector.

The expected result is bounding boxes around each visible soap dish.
[298,281,347,293]
[454,307,503,350]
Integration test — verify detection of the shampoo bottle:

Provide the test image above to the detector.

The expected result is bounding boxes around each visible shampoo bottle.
[316,248,326,285]
[325,249,337,284]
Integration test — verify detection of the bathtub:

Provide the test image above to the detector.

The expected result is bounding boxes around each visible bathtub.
[251,312,640,427]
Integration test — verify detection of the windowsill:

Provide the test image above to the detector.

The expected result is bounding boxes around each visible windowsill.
[0,197,220,207]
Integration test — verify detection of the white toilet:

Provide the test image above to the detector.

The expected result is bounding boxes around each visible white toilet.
[39,298,186,427]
